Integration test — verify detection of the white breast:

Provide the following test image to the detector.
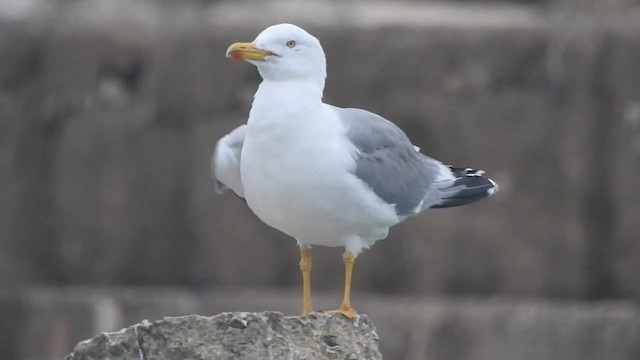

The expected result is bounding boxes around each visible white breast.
[241,100,397,247]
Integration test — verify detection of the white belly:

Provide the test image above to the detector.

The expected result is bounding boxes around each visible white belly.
[240,110,397,247]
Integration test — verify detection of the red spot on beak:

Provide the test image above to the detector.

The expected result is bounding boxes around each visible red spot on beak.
[230,52,243,60]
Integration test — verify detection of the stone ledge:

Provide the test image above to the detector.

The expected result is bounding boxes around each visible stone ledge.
[65,311,382,360]
[0,0,545,30]
[2,287,640,359]
[2,0,638,33]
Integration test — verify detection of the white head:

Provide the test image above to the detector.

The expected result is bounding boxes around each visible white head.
[226,24,327,87]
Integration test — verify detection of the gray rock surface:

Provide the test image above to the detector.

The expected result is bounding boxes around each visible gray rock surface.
[65,311,382,360]
[4,287,640,359]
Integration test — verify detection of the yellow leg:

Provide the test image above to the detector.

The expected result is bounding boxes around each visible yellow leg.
[299,248,312,316]
[330,253,358,319]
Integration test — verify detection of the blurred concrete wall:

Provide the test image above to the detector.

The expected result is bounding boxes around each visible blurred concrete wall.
[1,0,640,300]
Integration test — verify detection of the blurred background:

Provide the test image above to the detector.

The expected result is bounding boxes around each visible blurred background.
[1,0,640,359]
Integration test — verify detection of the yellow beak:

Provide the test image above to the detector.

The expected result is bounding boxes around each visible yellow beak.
[226,42,274,61]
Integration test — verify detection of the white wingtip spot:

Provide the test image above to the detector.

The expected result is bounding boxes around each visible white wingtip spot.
[487,178,499,196]
[466,168,485,177]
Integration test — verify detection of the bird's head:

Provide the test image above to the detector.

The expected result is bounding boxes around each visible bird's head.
[226,24,327,86]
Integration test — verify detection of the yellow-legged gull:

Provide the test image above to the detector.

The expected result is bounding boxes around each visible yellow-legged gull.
[213,24,498,319]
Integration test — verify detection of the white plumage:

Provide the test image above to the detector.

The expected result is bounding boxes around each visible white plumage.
[212,124,246,197]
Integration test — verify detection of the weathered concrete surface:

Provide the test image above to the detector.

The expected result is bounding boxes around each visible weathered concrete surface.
[65,311,382,360]
[3,287,640,360]
[1,0,640,300]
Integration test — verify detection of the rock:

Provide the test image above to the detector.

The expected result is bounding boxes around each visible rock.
[65,311,382,360]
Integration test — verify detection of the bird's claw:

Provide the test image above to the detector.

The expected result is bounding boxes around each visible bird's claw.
[327,307,358,320]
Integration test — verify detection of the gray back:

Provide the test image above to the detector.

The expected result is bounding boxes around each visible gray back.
[335,107,438,216]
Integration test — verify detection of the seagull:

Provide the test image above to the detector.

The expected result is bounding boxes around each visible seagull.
[213,23,498,319]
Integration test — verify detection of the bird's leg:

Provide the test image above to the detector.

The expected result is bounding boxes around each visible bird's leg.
[330,253,358,319]
[299,247,312,316]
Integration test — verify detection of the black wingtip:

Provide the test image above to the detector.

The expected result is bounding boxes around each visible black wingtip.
[430,167,498,209]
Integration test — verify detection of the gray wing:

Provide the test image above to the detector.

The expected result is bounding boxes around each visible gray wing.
[211,124,246,198]
[333,107,441,216]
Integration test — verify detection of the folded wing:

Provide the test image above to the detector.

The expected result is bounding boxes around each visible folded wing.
[211,125,246,198]
[333,106,498,218]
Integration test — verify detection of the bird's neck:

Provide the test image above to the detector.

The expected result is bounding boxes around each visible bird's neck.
[250,79,324,126]
[257,78,324,100]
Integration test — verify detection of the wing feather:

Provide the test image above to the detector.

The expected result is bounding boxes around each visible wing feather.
[211,125,246,198]
[333,106,439,216]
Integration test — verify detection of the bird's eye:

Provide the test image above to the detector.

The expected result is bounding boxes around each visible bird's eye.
[286,40,296,48]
